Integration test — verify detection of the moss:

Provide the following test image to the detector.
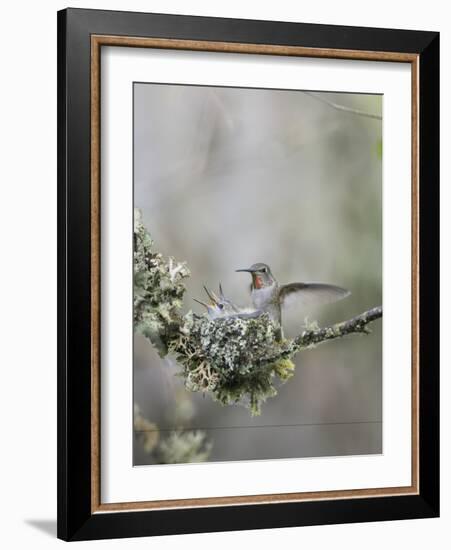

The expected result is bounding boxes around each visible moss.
[156,431,212,464]
[273,358,296,381]
[134,209,189,356]
[134,405,212,464]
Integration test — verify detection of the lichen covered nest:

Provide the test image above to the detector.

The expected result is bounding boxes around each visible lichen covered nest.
[170,313,295,415]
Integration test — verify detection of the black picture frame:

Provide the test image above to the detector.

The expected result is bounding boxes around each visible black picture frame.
[57,7,439,541]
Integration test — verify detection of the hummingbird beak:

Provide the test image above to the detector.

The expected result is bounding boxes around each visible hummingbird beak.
[203,285,219,305]
[193,298,210,310]
[236,268,253,273]
[219,283,225,300]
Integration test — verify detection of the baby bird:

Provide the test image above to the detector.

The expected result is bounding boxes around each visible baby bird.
[194,284,261,320]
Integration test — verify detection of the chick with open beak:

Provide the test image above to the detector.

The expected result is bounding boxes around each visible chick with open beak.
[193,285,238,319]
[194,284,262,320]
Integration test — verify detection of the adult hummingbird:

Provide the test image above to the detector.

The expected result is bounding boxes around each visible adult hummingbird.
[236,263,350,338]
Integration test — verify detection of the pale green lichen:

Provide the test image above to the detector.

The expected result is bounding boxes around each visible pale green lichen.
[156,431,213,464]
[134,209,190,356]
[169,313,295,415]
[134,404,212,464]
[303,317,320,332]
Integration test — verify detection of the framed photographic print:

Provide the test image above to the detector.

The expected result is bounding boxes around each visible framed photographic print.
[57,8,439,541]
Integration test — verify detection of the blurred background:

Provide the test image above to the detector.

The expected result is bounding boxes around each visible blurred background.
[133,83,382,465]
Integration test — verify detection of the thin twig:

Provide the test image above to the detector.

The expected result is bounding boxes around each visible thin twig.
[258,306,383,366]
[303,91,382,120]
[294,306,383,348]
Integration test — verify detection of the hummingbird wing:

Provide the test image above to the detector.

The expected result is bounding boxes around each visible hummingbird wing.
[279,283,350,309]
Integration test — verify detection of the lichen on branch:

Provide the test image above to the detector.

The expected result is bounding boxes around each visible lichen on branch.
[134,210,382,415]
[134,404,212,464]
[134,210,190,356]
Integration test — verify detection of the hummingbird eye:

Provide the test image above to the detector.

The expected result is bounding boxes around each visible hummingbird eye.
[262,267,267,273]
[218,303,224,309]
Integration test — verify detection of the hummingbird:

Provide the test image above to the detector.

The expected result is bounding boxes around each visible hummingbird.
[236,263,350,338]
[194,284,262,320]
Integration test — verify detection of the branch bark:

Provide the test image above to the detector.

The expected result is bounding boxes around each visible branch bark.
[258,306,383,367]
[303,91,382,120]
[292,305,383,351]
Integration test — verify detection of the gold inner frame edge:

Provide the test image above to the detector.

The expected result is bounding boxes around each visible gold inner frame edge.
[90,35,420,514]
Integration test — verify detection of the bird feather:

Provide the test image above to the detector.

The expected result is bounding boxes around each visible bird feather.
[279,283,350,309]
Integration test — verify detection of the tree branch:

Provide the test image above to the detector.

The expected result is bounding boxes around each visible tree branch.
[294,306,382,347]
[256,306,383,368]
[303,91,382,120]
[294,305,383,349]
